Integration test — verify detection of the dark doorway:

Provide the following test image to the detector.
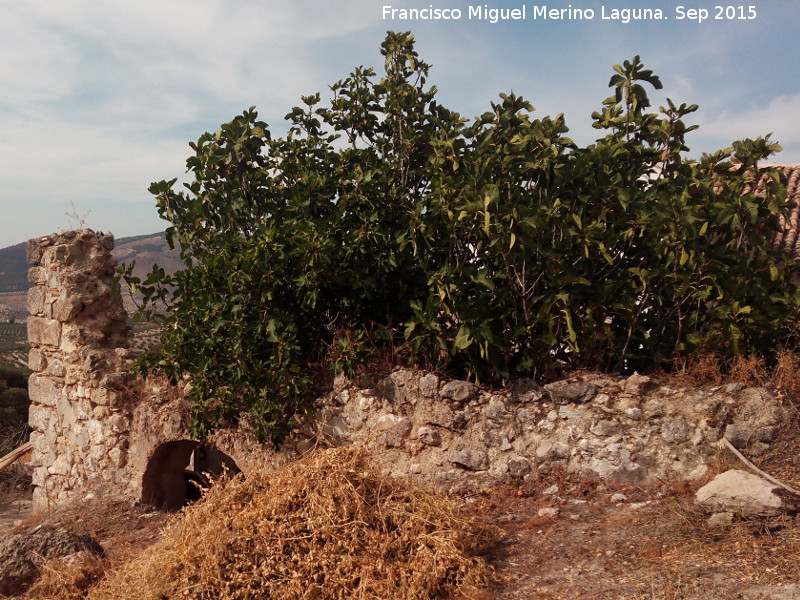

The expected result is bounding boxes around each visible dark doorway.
[141,441,241,510]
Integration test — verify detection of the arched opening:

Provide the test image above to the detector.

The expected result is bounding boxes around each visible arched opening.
[141,440,241,510]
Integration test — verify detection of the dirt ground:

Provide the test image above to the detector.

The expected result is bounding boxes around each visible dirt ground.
[472,478,800,599]
[470,424,800,600]
[3,422,799,599]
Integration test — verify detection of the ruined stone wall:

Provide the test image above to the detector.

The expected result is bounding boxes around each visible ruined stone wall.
[25,230,791,511]
[24,230,290,510]
[310,371,787,491]
[26,230,135,508]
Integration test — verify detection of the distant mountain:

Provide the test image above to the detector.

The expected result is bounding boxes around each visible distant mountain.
[0,231,182,294]
[0,242,27,293]
[112,232,184,283]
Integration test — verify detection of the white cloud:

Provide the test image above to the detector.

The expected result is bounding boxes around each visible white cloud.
[0,0,383,247]
[692,94,800,161]
[0,8,77,105]
[2,0,800,248]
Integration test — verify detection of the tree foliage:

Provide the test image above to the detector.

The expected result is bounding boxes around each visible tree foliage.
[124,33,797,444]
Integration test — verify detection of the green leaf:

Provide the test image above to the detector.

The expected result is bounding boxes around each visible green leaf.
[453,326,474,350]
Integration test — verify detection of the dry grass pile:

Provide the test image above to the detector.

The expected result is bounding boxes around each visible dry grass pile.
[89,446,501,600]
[24,553,107,600]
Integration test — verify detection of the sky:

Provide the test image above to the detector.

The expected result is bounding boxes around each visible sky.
[1,0,799,249]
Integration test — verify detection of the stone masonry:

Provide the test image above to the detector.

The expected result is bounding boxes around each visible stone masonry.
[26,230,134,508]
[25,230,792,510]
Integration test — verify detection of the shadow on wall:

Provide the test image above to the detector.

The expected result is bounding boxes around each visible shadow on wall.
[141,440,241,511]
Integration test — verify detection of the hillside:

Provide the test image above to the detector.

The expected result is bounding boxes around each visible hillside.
[0,243,27,294]
[109,232,184,283]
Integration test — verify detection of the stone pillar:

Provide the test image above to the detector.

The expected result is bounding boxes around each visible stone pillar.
[26,230,134,508]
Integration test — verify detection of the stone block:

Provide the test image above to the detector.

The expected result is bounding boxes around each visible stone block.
[375,414,412,448]
[707,512,734,528]
[622,373,652,395]
[586,457,647,485]
[86,420,105,446]
[508,456,532,476]
[590,419,619,437]
[60,324,84,353]
[558,404,589,421]
[26,286,46,316]
[29,431,44,453]
[47,455,72,476]
[27,348,47,372]
[43,245,70,266]
[623,407,642,421]
[57,394,77,432]
[509,378,544,403]
[485,398,510,425]
[544,380,597,405]
[26,237,51,265]
[536,440,570,460]
[321,414,347,443]
[416,426,441,446]
[661,419,690,444]
[723,424,753,449]
[31,468,46,488]
[27,317,61,347]
[28,404,51,432]
[448,448,489,471]
[53,297,84,322]
[756,426,780,443]
[74,400,91,421]
[107,413,130,434]
[45,359,66,377]
[27,267,46,285]
[108,447,127,468]
[28,374,63,407]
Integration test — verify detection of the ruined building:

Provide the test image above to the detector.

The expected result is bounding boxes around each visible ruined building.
[25,229,791,511]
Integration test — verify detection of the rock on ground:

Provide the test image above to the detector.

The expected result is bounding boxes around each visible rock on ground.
[695,470,791,518]
[0,526,103,596]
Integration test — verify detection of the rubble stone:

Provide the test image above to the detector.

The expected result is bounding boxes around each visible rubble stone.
[544,380,597,405]
[695,470,790,518]
[440,380,477,403]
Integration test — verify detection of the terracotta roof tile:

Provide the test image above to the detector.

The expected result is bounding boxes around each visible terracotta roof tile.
[768,165,800,258]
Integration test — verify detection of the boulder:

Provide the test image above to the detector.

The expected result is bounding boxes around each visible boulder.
[0,526,103,595]
[695,470,792,518]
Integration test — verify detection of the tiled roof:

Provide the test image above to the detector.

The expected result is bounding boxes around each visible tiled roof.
[768,165,800,258]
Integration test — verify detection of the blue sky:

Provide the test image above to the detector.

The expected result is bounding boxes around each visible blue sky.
[1,0,798,248]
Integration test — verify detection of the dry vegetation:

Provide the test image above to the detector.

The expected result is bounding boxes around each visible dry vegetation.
[82,447,497,600]
[13,434,800,600]
[671,349,800,395]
